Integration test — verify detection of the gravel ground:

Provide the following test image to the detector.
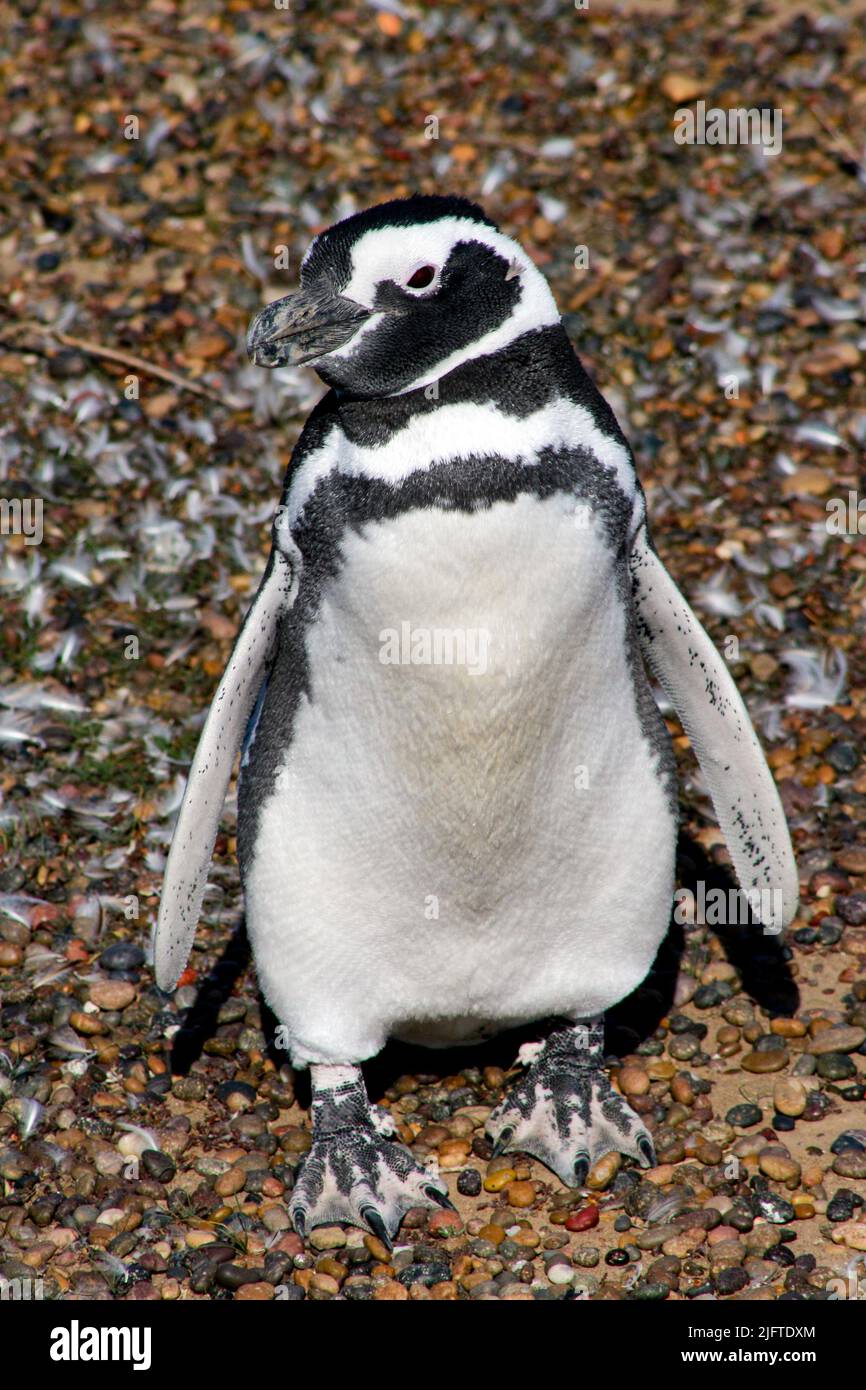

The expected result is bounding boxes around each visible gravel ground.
[1,0,865,1301]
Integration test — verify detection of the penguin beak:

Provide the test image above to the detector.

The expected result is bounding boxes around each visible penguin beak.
[246,286,372,368]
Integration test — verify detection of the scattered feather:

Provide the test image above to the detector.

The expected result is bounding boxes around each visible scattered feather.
[782,647,847,709]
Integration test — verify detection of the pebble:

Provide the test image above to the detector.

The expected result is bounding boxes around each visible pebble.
[438,1139,471,1169]
[397,1261,451,1288]
[565,1205,599,1233]
[618,1065,650,1096]
[759,1151,801,1185]
[457,1167,482,1197]
[836,894,866,926]
[262,1206,291,1233]
[808,1026,866,1055]
[506,1181,536,1208]
[89,980,136,1010]
[363,1234,391,1262]
[816,1054,856,1081]
[572,1245,600,1267]
[660,73,703,103]
[140,1150,176,1183]
[668,1035,700,1061]
[770,1018,806,1038]
[586,1152,621,1190]
[98,943,145,972]
[741,1049,788,1073]
[214,1167,245,1197]
[755,1193,796,1224]
[308,1226,346,1251]
[478,1228,505,1251]
[831,1130,866,1154]
[215,1262,265,1291]
[428,1209,463,1237]
[831,1221,866,1252]
[773,1078,807,1117]
[726,1103,763,1128]
[483,1167,516,1192]
[827,1190,860,1222]
[833,1151,866,1179]
[714,1266,749,1295]
[235,1281,274,1301]
[605,1248,630,1266]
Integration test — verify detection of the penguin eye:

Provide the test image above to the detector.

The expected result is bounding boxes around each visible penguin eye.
[406,265,436,290]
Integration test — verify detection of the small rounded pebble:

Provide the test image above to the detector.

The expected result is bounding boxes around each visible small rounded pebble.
[98,943,145,972]
[483,1167,516,1193]
[140,1150,176,1183]
[759,1152,801,1184]
[808,1026,866,1055]
[741,1049,788,1073]
[308,1226,346,1251]
[773,1078,807,1117]
[506,1180,536,1208]
[457,1167,482,1197]
[565,1205,600,1233]
[586,1152,621,1191]
[816,1054,857,1081]
[833,1151,866,1179]
[726,1103,763,1128]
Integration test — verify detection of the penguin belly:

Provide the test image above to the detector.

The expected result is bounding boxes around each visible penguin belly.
[242,490,677,1066]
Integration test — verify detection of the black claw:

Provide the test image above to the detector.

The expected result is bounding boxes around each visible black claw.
[425,1185,457,1211]
[573,1154,590,1186]
[362,1206,393,1252]
[490,1126,514,1158]
[292,1208,307,1241]
[638,1136,656,1169]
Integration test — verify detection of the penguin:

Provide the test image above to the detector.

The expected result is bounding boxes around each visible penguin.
[154,194,798,1247]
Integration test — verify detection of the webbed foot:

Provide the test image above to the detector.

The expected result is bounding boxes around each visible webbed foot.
[485,1020,655,1187]
[290,1065,452,1247]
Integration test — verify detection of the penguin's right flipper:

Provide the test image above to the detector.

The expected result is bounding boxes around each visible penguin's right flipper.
[153,545,297,991]
[629,522,798,932]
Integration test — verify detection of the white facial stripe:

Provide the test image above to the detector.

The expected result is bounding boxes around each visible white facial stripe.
[327,310,386,362]
[326,217,559,385]
[284,398,636,525]
[340,218,515,305]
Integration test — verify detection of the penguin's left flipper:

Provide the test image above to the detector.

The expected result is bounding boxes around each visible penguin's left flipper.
[152,545,298,992]
[630,523,799,932]
[485,1021,655,1186]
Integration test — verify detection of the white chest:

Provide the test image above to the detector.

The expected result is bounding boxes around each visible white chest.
[244,492,676,1063]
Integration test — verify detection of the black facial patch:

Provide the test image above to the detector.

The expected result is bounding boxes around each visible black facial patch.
[316,241,522,396]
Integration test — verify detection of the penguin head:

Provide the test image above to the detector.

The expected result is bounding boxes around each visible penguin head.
[246,194,560,397]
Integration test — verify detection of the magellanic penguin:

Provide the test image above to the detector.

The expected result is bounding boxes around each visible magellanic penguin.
[154,194,799,1246]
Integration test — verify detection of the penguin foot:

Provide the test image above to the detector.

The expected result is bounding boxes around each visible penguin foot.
[485,1020,655,1187]
[290,1130,452,1247]
[289,1063,451,1246]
